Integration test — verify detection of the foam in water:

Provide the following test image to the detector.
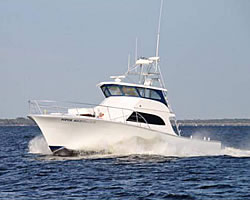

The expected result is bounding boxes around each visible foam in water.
[222,147,250,157]
[28,135,52,155]
[28,135,250,158]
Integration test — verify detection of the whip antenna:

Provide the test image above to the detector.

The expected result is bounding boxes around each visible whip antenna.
[156,0,163,57]
[155,0,166,89]
[127,54,130,72]
[135,37,138,63]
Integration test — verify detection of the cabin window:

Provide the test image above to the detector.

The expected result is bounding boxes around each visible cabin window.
[137,88,162,100]
[127,112,165,125]
[107,85,122,96]
[121,86,139,97]
[100,84,168,107]
[148,89,162,100]
[137,87,145,97]
[101,86,111,97]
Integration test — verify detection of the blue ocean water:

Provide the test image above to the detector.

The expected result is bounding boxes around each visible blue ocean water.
[0,125,250,200]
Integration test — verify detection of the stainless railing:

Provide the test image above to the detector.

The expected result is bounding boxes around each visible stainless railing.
[28,100,150,129]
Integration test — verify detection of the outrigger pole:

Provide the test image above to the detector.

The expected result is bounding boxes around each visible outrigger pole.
[156,0,163,58]
[155,0,166,89]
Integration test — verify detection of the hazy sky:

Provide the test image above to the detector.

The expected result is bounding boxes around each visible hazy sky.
[1,0,250,119]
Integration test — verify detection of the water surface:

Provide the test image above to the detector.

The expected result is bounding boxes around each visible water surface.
[0,126,250,199]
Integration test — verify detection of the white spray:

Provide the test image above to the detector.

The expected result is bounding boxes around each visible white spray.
[28,135,52,155]
[28,134,250,158]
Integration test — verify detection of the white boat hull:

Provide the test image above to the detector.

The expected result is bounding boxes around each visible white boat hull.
[29,114,221,156]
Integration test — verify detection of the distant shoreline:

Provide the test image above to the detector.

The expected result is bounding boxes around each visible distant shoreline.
[178,119,250,126]
[1,117,250,127]
[0,118,36,127]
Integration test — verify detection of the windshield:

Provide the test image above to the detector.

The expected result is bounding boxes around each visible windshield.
[108,85,122,95]
[121,86,139,96]
[101,84,168,106]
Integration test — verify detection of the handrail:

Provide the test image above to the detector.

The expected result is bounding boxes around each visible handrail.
[29,99,172,115]
[28,100,151,129]
[29,100,135,113]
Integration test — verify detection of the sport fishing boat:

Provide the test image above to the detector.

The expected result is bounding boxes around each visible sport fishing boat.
[28,1,221,155]
[28,55,221,155]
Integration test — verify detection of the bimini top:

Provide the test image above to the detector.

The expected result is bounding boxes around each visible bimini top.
[98,81,168,106]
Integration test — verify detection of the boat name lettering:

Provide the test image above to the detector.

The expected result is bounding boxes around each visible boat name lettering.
[61,118,73,122]
[73,119,95,123]
[61,118,95,123]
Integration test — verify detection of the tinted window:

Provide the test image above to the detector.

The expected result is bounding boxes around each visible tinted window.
[127,112,165,125]
[108,85,122,95]
[137,88,162,100]
[137,87,145,97]
[100,84,168,107]
[121,86,139,96]
[101,86,110,97]
[149,89,161,100]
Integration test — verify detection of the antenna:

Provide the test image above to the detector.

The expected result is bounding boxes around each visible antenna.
[155,0,166,89]
[156,0,163,57]
[135,37,138,63]
[127,54,130,72]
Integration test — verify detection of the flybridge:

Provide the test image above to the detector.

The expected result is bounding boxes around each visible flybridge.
[107,55,166,90]
[126,56,165,88]
[135,57,159,65]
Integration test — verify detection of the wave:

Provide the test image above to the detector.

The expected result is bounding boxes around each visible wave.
[222,147,250,157]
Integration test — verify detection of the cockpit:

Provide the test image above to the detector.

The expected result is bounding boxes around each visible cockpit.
[100,84,168,107]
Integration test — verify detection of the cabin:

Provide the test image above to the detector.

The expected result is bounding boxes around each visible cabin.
[95,81,178,135]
